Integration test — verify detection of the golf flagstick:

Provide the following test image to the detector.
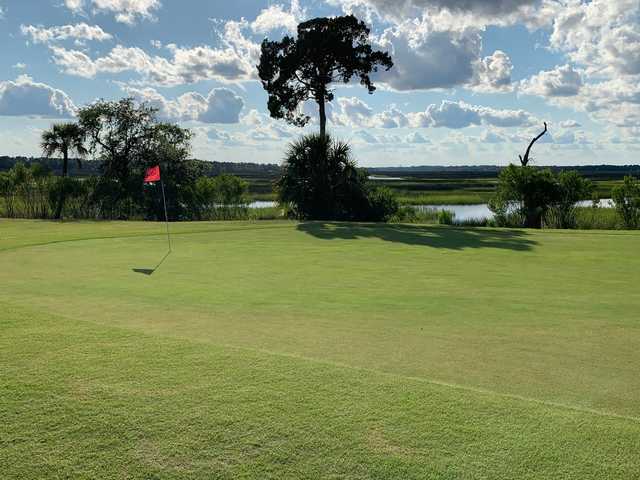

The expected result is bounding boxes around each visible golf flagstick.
[144,165,171,259]
[160,177,171,252]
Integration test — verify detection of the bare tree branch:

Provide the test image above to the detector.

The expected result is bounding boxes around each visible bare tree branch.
[519,122,548,166]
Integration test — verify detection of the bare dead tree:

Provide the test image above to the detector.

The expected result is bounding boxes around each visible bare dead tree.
[519,122,548,166]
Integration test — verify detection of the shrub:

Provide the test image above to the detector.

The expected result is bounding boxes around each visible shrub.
[277,134,398,222]
[193,174,250,220]
[547,171,594,229]
[491,166,593,229]
[389,206,439,224]
[574,207,620,230]
[365,186,400,222]
[612,176,640,229]
[438,209,455,225]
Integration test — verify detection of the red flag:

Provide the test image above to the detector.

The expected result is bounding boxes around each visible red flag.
[144,165,161,183]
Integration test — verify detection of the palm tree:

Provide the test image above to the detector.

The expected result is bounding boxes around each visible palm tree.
[41,123,87,219]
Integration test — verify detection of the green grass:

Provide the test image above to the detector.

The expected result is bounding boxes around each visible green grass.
[2,219,640,479]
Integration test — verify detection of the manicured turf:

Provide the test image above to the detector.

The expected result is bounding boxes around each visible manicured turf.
[2,219,640,479]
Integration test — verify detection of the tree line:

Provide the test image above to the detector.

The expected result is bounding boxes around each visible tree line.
[0,98,252,221]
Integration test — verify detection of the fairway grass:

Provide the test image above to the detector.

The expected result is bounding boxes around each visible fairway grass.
[2,219,640,479]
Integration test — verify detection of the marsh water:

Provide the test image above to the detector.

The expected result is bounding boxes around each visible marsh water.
[248,199,614,222]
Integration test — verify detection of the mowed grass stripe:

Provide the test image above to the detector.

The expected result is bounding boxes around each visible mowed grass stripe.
[2,220,640,419]
[2,301,639,480]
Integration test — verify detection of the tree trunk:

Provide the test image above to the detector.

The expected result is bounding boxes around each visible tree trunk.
[318,92,327,138]
[54,149,68,220]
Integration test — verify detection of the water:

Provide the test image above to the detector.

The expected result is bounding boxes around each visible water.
[416,199,614,222]
[368,175,405,181]
[248,201,277,209]
[247,199,615,222]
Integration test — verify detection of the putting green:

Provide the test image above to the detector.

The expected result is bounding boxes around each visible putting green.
[2,219,640,479]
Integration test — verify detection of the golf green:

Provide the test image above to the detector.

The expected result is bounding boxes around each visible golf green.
[2,219,639,479]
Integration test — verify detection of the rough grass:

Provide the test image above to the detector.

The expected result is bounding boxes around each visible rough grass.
[2,219,640,479]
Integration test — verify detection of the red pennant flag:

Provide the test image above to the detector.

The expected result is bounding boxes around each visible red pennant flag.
[144,165,161,183]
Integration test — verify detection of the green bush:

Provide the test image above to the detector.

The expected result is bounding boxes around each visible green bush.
[438,209,455,225]
[389,206,439,224]
[612,176,640,229]
[277,134,398,222]
[574,207,620,230]
[491,166,593,229]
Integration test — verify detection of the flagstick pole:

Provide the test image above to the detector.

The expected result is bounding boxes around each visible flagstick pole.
[160,179,171,252]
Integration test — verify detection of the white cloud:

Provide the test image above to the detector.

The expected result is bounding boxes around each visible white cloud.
[12,63,27,69]
[123,86,244,124]
[520,64,582,97]
[251,0,305,34]
[414,100,535,129]
[198,89,245,124]
[50,20,258,85]
[0,75,76,118]
[559,120,580,128]
[373,17,480,91]
[331,98,535,130]
[330,0,557,31]
[370,17,514,92]
[21,23,112,44]
[549,0,640,76]
[471,50,513,92]
[66,0,161,24]
[405,132,430,143]
[331,97,373,126]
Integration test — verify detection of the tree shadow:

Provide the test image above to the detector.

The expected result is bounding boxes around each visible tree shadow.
[297,222,537,251]
[132,250,171,276]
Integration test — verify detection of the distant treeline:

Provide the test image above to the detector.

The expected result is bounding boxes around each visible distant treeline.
[0,156,281,179]
[370,165,640,181]
[3,156,640,182]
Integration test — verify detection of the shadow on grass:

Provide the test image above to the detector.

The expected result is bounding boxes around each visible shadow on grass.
[298,222,537,251]
[132,250,171,276]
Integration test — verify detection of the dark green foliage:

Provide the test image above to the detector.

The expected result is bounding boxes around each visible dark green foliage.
[437,209,455,225]
[544,171,594,229]
[194,174,250,220]
[491,166,593,229]
[258,15,393,136]
[77,98,198,220]
[277,134,398,221]
[612,176,640,229]
[491,165,560,228]
[40,122,87,219]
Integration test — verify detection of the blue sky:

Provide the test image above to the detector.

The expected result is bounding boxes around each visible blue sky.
[0,0,638,166]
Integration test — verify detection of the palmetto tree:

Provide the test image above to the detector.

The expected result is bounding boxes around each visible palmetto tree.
[41,123,87,219]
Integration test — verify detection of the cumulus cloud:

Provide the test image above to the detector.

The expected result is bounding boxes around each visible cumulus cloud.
[0,75,76,118]
[123,86,244,123]
[549,0,640,76]
[470,50,513,92]
[405,132,430,143]
[251,0,305,34]
[330,0,557,31]
[413,100,535,129]
[65,0,161,24]
[559,120,580,128]
[373,17,480,90]
[21,23,112,44]
[520,64,582,97]
[370,17,514,92]
[331,98,535,130]
[50,21,259,85]
[540,0,640,129]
